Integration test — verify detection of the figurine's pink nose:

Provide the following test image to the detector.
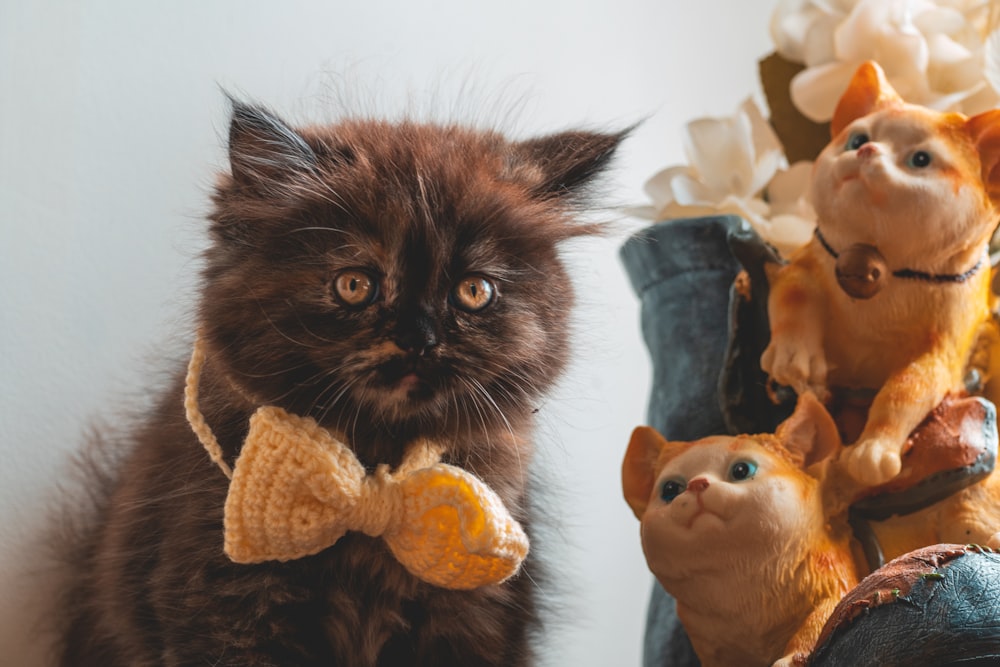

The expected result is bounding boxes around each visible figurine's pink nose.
[687,477,709,493]
[857,143,878,159]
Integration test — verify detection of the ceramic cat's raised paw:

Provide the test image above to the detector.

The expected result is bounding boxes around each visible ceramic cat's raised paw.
[842,437,902,486]
[772,654,807,667]
[760,339,829,401]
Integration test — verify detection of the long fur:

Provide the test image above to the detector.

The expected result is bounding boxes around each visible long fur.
[54,100,627,666]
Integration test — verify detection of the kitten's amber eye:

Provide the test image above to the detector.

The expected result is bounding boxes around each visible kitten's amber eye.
[451,275,496,313]
[846,132,869,151]
[333,269,377,307]
[660,479,685,503]
[908,150,932,168]
[728,460,757,482]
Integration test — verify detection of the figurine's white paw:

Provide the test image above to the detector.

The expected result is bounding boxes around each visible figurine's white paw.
[843,437,902,486]
[772,655,802,667]
[761,339,828,399]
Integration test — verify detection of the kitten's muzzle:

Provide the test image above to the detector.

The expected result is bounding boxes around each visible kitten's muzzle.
[378,353,441,395]
[392,310,440,356]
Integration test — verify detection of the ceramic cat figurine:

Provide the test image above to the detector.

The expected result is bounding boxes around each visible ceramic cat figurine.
[57,100,627,666]
[761,60,1000,486]
[623,392,1000,666]
[622,393,862,667]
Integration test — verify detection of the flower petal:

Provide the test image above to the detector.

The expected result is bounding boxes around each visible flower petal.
[741,97,784,158]
[878,32,930,95]
[802,13,842,67]
[771,0,816,63]
[767,213,818,256]
[654,201,723,222]
[751,148,787,196]
[767,161,815,214]
[669,171,718,207]
[643,165,693,209]
[927,33,973,69]
[913,7,968,37]
[958,83,1000,116]
[716,195,772,233]
[985,28,1000,98]
[683,116,753,197]
[790,60,858,122]
[926,81,986,112]
[832,0,888,62]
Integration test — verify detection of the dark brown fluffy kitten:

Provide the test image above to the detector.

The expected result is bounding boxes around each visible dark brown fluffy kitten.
[58,100,627,667]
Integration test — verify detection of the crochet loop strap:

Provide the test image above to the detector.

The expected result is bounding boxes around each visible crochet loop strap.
[183,335,529,590]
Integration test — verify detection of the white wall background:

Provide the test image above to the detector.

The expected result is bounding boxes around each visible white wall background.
[0,0,775,664]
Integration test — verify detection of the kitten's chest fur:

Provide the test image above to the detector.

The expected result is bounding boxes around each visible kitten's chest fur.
[78,375,538,667]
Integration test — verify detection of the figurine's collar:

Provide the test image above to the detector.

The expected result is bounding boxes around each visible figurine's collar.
[814,227,985,285]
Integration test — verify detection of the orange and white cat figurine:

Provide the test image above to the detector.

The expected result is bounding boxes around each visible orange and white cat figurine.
[761,60,1000,486]
[622,393,861,667]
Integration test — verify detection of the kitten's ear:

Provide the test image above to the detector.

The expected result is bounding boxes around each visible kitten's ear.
[226,96,318,191]
[510,127,632,201]
[775,392,842,469]
[966,109,1000,199]
[831,61,903,138]
[622,426,668,519]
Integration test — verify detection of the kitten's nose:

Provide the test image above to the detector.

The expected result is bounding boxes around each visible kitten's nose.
[687,477,709,493]
[393,311,439,355]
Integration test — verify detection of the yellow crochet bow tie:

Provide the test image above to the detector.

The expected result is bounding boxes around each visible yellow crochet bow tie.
[184,338,529,590]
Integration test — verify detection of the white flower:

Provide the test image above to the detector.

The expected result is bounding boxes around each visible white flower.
[771,0,1000,122]
[638,98,816,256]
[765,161,817,255]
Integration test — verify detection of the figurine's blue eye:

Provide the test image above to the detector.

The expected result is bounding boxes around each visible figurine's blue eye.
[660,479,685,503]
[728,460,757,482]
[846,132,870,150]
[908,150,932,168]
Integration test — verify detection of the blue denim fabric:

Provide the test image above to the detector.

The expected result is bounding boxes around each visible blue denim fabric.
[620,216,743,442]
[620,215,745,667]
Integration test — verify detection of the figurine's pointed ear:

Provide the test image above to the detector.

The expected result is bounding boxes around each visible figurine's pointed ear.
[775,392,842,469]
[831,61,903,138]
[510,127,632,202]
[966,109,1000,200]
[623,426,668,520]
[227,97,318,191]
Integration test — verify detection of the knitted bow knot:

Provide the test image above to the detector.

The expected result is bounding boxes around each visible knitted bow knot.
[185,339,529,590]
[225,406,529,589]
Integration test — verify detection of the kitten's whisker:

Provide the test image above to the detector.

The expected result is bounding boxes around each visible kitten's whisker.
[469,377,525,485]
[234,360,316,379]
[470,378,517,442]
[247,360,354,407]
[241,280,321,349]
[457,377,491,451]
[312,376,358,424]
[285,226,350,236]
